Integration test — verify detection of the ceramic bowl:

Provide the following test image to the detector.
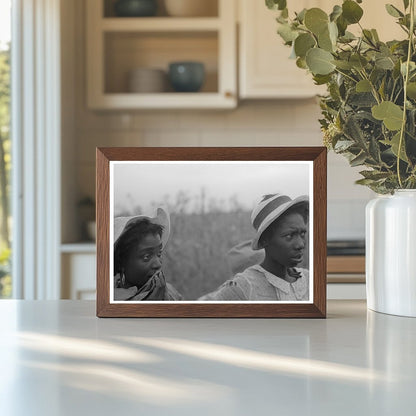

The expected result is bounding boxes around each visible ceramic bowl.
[168,61,205,92]
[164,0,217,17]
[128,68,167,93]
[114,0,158,17]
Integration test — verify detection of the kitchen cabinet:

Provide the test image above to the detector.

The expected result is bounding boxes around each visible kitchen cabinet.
[86,0,237,109]
[327,256,366,300]
[61,245,96,300]
[238,0,404,99]
[238,0,325,99]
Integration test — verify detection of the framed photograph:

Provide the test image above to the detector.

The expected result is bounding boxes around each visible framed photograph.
[96,147,327,318]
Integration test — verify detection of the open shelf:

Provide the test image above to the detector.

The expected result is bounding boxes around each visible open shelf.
[101,17,221,31]
[86,0,236,109]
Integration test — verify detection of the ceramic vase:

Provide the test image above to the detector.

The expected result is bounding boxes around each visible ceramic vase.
[366,189,416,317]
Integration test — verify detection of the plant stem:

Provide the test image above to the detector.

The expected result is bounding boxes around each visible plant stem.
[358,69,381,104]
[334,68,358,84]
[397,0,415,188]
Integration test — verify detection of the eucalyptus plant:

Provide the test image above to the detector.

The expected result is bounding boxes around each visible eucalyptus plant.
[266,0,416,193]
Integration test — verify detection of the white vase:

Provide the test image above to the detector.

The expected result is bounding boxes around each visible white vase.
[366,189,416,317]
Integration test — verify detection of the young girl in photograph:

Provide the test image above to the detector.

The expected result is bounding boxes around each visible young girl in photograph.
[200,193,309,301]
[113,208,182,301]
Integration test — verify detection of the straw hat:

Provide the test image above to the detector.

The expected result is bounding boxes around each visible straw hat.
[114,207,170,248]
[251,194,309,250]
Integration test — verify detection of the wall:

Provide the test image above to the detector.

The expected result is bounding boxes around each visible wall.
[61,0,374,243]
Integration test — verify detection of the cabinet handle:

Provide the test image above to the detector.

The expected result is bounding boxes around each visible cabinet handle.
[225,91,234,99]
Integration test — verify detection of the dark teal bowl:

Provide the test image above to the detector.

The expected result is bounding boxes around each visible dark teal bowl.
[114,0,157,17]
[168,62,205,92]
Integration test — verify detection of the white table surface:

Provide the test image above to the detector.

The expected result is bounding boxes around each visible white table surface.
[0,300,415,415]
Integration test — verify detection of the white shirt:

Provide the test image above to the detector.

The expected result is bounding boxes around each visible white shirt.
[200,264,309,301]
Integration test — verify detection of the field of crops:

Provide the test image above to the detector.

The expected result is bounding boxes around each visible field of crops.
[163,210,256,299]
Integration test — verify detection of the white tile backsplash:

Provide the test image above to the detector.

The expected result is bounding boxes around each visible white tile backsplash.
[73,99,372,240]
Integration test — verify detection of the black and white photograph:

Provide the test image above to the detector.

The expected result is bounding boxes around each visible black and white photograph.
[110,161,313,303]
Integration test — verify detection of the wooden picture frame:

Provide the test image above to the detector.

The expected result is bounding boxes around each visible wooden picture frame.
[96,147,327,318]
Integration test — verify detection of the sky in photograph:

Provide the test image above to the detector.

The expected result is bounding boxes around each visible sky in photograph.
[0,0,11,49]
[113,162,312,216]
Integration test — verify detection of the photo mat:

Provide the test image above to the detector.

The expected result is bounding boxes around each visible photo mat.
[110,161,313,304]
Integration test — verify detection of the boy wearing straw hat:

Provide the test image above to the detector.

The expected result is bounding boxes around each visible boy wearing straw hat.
[113,207,182,301]
[200,194,309,301]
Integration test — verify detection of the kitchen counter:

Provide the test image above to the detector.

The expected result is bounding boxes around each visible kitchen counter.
[0,300,415,415]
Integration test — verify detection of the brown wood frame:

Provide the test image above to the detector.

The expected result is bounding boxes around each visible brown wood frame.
[96,147,327,318]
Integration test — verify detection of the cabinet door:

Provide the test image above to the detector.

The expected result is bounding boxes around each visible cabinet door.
[239,0,404,99]
[62,253,96,300]
[239,0,326,99]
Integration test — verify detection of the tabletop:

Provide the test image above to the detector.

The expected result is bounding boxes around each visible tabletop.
[0,300,415,415]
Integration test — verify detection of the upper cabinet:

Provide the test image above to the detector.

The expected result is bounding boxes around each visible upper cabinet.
[238,0,326,99]
[238,0,404,100]
[86,0,405,109]
[86,0,237,109]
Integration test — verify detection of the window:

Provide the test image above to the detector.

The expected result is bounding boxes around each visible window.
[0,0,11,298]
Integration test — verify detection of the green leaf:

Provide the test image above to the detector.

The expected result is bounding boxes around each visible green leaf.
[333,60,353,70]
[363,29,376,46]
[369,136,382,163]
[328,21,338,45]
[350,54,368,70]
[372,101,404,131]
[375,56,395,70]
[401,61,416,76]
[304,8,329,35]
[348,92,377,107]
[330,5,342,22]
[387,132,409,162]
[403,0,410,10]
[360,170,391,181]
[339,32,356,43]
[407,82,416,99]
[385,4,404,18]
[371,29,380,43]
[334,139,355,151]
[266,0,287,11]
[306,48,336,75]
[344,114,367,147]
[318,27,334,52]
[294,33,316,58]
[350,152,367,167]
[296,8,307,23]
[336,15,348,36]
[342,0,364,24]
[296,57,308,69]
[277,23,299,43]
[313,74,332,85]
[378,77,386,100]
[356,79,372,92]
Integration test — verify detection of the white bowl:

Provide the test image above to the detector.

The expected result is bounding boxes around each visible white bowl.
[128,68,167,93]
[164,0,217,17]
